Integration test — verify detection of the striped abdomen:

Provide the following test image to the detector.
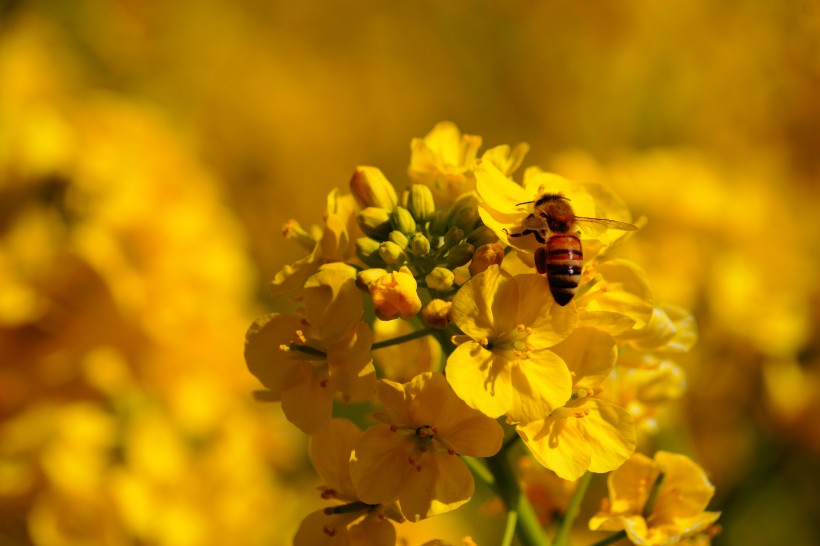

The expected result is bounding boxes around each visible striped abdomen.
[542,234,584,306]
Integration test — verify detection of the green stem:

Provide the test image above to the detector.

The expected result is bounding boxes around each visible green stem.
[371,328,433,350]
[588,530,627,546]
[502,507,519,546]
[486,449,550,546]
[553,471,593,546]
[462,456,495,487]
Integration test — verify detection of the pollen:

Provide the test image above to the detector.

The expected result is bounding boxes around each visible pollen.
[278,344,290,352]
[294,329,308,344]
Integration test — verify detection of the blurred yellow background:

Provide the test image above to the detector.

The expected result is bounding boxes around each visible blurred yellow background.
[1,1,819,545]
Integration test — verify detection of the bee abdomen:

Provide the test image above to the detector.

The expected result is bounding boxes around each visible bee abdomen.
[546,235,583,306]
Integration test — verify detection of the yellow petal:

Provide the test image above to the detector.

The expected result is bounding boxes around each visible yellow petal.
[293,509,356,546]
[398,451,474,522]
[576,399,636,474]
[508,350,573,423]
[243,313,305,395]
[350,426,414,505]
[517,416,591,481]
[451,265,504,341]
[309,419,363,497]
[327,322,376,402]
[578,259,654,334]
[347,515,397,546]
[269,245,321,296]
[446,342,513,418]
[304,264,363,345]
[643,513,721,545]
[652,451,716,521]
[281,369,334,434]
[551,327,617,389]
[605,452,659,515]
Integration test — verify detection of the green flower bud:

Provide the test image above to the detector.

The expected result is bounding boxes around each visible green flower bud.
[390,206,417,236]
[357,207,392,239]
[410,233,431,256]
[402,184,435,223]
[356,237,385,268]
[350,166,398,210]
[425,267,454,291]
[427,210,449,237]
[447,193,480,232]
[379,241,407,266]
[389,230,409,249]
[442,227,464,250]
[466,225,499,248]
[446,242,475,269]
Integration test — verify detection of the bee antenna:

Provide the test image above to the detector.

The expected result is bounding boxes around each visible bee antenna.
[515,200,534,206]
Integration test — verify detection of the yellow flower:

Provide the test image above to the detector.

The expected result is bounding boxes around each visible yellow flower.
[447,265,575,421]
[245,264,375,433]
[516,327,637,480]
[408,122,483,206]
[589,451,721,546]
[359,266,422,321]
[617,305,698,361]
[372,318,442,383]
[271,189,361,296]
[294,419,403,546]
[349,372,503,522]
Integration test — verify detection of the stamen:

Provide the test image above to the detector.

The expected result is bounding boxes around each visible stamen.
[319,379,328,388]
[322,526,336,537]
[321,488,336,499]
[295,330,308,344]
[279,344,291,352]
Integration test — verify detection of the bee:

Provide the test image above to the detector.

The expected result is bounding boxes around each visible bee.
[504,193,637,306]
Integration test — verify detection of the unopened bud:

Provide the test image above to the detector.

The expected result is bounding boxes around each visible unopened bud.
[446,242,475,269]
[410,233,431,256]
[427,210,449,237]
[402,184,436,223]
[425,267,455,291]
[469,243,505,276]
[390,206,417,236]
[389,230,409,249]
[442,227,464,250]
[357,268,388,290]
[422,299,453,329]
[356,237,385,268]
[379,241,407,266]
[447,193,480,232]
[350,166,398,210]
[466,225,499,248]
[357,207,392,239]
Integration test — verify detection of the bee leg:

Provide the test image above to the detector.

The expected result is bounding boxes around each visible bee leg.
[534,246,548,274]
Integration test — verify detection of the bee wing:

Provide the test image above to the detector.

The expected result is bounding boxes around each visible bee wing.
[574,216,639,232]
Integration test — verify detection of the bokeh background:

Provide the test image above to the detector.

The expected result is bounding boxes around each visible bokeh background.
[1,1,819,545]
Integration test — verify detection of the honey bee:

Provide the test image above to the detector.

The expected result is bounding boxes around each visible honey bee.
[504,193,637,306]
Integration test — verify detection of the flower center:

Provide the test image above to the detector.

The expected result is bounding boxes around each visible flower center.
[489,323,533,359]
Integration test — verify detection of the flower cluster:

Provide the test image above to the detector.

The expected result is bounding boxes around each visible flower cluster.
[245,123,719,545]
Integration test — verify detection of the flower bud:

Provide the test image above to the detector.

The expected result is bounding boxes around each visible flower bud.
[356,207,392,239]
[466,225,499,248]
[446,242,475,269]
[390,206,417,236]
[469,243,505,276]
[422,299,453,329]
[355,237,385,268]
[402,184,435,223]
[379,241,407,266]
[388,230,409,249]
[442,227,464,250]
[356,267,388,290]
[368,266,422,320]
[447,193,480,232]
[410,233,431,256]
[427,210,450,236]
[350,166,398,210]
[425,267,454,291]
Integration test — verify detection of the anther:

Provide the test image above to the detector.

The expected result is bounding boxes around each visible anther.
[322,526,336,537]
[319,379,328,388]
[321,488,337,499]
[295,330,308,344]
[390,425,398,432]
[479,337,489,347]
[447,448,455,455]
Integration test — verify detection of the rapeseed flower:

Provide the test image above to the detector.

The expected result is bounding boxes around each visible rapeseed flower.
[447,265,575,421]
[349,372,503,522]
[589,451,720,546]
[244,264,375,433]
[516,327,637,480]
[294,418,404,546]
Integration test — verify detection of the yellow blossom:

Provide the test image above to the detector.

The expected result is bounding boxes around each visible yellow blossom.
[408,122,483,206]
[360,265,422,321]
[447,265,575,421]
[516,327,637,480]
[349,372,503,522]
[589,451,721,546]
[294,418,403,546]
[245,264,375,433]
[271,189,361,296]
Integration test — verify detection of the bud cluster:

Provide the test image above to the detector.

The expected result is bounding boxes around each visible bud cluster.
[351,166,500,292]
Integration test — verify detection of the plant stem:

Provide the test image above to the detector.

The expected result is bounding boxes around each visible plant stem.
[588,530,627,546]
[462,456,495,487]
[501,507,519,546]
[371,328,434,350]
[553,471,593,546]
[486,449,550,546]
